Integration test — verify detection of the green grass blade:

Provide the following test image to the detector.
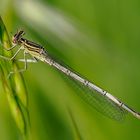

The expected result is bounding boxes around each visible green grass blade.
[0,17,30,138]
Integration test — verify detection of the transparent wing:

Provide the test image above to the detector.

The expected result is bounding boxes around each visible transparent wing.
[57,68,127,121]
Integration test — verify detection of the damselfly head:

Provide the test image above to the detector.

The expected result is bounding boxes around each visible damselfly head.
[12,30,25,45]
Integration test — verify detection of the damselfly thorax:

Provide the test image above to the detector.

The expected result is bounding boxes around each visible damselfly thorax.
[12,31,48,62]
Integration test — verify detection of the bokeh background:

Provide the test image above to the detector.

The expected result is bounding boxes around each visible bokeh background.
[0,0,140,140]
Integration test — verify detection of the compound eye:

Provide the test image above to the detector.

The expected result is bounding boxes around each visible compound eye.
[12,30,25,45]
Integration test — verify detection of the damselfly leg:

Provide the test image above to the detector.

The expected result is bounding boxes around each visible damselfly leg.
[0,46,22,61]
[0,42,28,77]
[7,50,28,78]
[0,48,37,78]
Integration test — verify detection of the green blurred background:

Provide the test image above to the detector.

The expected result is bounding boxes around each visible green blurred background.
[0,0,140,139]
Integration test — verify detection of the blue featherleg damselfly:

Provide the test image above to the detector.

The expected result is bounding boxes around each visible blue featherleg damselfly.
[0,30,140,121]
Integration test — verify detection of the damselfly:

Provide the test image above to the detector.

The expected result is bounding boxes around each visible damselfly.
[0,30,140,121]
